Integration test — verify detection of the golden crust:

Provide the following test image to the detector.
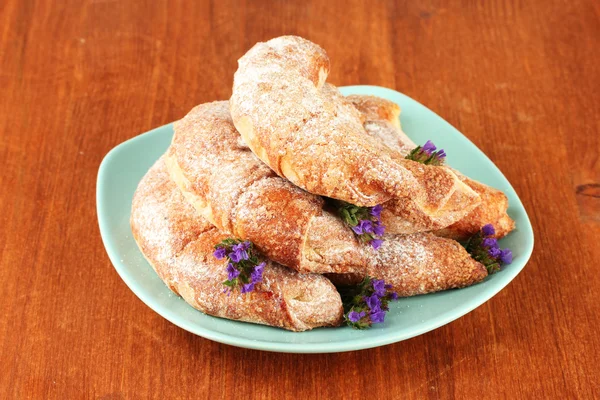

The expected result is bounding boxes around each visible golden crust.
[347,94,401,128]
[327,233,488,297]
[434,174,515,240]
[167,99,487,295]
[130,157,343,331]
[230,35,481,223]
[355,97,515,238]
[369,233,488,296]
[167,101,366,274]
[380,184,481,234]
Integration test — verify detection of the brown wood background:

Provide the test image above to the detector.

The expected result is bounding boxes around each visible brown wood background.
[1,0,599,398]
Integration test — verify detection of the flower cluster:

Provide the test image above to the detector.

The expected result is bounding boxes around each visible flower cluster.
[405,140,447,166]
[339,277,398,329]
[464,224,512,274]
[338,203,385,249]
[214,239,265,293]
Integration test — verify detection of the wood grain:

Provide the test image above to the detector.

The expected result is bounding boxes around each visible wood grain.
[1,0,599,398]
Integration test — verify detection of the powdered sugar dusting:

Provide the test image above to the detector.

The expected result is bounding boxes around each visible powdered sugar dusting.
[230,35,472,215]
[168,101,365,274]
[365,232,487,296]
[353,100,482,235]
[130,158,343,331]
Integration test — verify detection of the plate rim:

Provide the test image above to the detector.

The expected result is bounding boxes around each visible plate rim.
[97,85,534,353]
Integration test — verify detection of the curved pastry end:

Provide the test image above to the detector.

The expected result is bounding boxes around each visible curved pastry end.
[283,274,344,330]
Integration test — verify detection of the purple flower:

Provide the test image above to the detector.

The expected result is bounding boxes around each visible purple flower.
[370,204,383,218]
[352,220,371,234]
[373,223,385,236]
[362,220,375,234]
[241,282,255,293]
[482,224,495,237]
[226,263,240,280]
[229,243,249,263]
[251,262,265,283]
[422,140,437,154]
[365,294,382,312]
[406,140,446,165]
[354,220,374,235]
[344,276,399,330]
[348,310,366,323]
[241,241,251,250]
[370,310,386,324]
[351,224,363,235]
[488,247,501,258]
[482,238,498,249]
[372,279,387,297]
[371,239,383,250]
[214,246,227,260]
[500,248,513,264]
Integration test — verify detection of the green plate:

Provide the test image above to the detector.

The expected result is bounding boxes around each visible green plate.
[97,85,533,353]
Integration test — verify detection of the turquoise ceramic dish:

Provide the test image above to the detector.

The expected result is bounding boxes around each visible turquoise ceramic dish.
[97,85,533,353]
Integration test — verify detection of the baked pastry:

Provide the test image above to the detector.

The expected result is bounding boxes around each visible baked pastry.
[230,35,481,231]
[433,174,515,240]
[166,101,366,274]
[130,157,343,331]
[346,94,414,155]
[328,232,488,297]
[166,101,487,295]
[350,95,515,239]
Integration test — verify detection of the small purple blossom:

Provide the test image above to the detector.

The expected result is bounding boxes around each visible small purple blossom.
[488,247,501,258]
[365,294,382,312]
[465,224,513,274]
[370,204,383,218]
[373,223,385,236]
[217,239,264,294]
[352,219,374,235]
[422,140,437,154]
[500,249,513,264]
[371,239,383,250]
[343,276,398,330]
[370,310,386,324]
[406,140,446,165]
[348,310,366,323]
[241,282,255,293]
[226,263,240,280]
[251,262,265,283]
[229,243,249,263]
[482,238,498,249]
[482,224,495,237]
[372,279,387,297]
[214,247,227,259]
[339,202,386,250]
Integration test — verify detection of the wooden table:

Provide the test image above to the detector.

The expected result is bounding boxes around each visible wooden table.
[1,0,598,398]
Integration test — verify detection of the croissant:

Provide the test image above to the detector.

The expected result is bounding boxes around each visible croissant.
[131,157,344,331]
[327,232,488,296]
[347,94,414,155]
[348,95,515,239]
[166,101,488,295]
[230,35,481,229]
[434,174,515,240]
[166,101,367,274]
